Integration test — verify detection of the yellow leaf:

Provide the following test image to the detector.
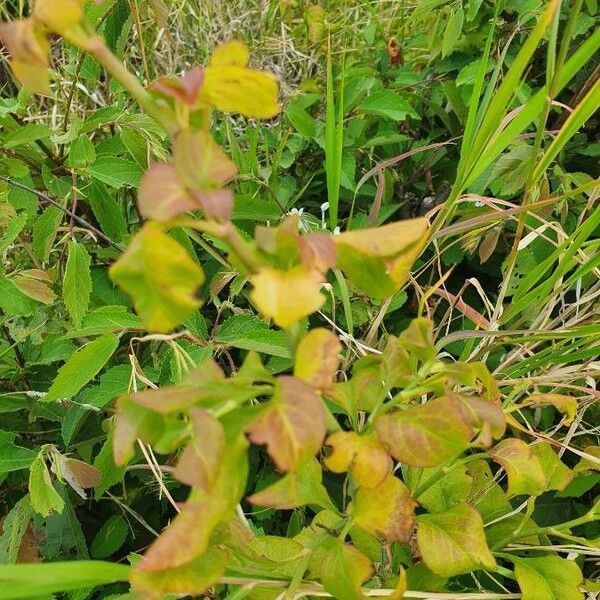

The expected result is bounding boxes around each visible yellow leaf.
[528,393,577,425]
[250,266,325,329]
[0,19,51,96]
[199,66,280,119]
[294,328,341,390]
[109,222,204,332]
[33,0,84,32]
[324,431,392,488]
[209,40,250,67]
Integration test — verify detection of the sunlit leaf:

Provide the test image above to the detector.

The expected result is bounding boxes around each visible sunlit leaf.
[351,474,416,543]
[489,438,547,497]
[209,40,250,67]
[245,376,326,471]
[532,442,574,492]
[250,266,325,329]
[375,397,473,467]
[324,431,392,488]
[528,393,578,425]
[294,328,341,390]
[33,0,84,32]
[417,463,473,513]
[29,454,64,517]
[514,556,584,600]
[416,503,496,577]
[109,222,205,332]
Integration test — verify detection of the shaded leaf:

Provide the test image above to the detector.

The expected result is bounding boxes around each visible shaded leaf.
[90,515,128,559]
[0,495,32,565]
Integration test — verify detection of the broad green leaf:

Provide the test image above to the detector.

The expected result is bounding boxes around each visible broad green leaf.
[28,454,64,517]
[245,376,326,471]
[319,537,373,600]
[131,546,228,600]
[0,561,130,600]
[44,334,119,402]
[514,556,584,600]
[442,5,464,58]
[0,495,32,564]
[416,503,496,577]
[84,181,128,242]
[416,463,473,513]
[3,124,52,148]
[250,266,325,329]
[375,397,473,467]
[88,157,142,189]
[90,515,128,559]
[324,431,392,488]
[67,135,96,168]
[359,91,418,121]
[351,475,416,543]
[110,222,205,332]
[32,206,62,263]
[93,431,127,499]
[215,314,291,358]
[0,276,38,316]
[294,328,341,390]
[489,438,547,497]
[249,458,336,511]
[63,240,92,328]
[532,442,574,492]
[0,431,37,474]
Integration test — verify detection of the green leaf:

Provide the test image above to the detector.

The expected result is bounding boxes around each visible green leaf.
[375,397,473,467]
[31,206,62,263]
[0,495,32,564]
[44,334,119,402]
[87,156,142,188]
[28,454,64,517]
[0,276,38,316]
[67,135,96,169]
[489,438,547,497]
[359,91,418,121]
[3,124,52,148]
[93,430,127,498]
[442,5,464,58]
[0,431,36,474]
[63,240,92,328]
[215,314,291,358]
[0,561,130,600]
[416,503,496,577]
[514,556,584,600]
[90,515,128,559]
[109,222,205,332]
[319,537,373,600]
[84,181,128,242]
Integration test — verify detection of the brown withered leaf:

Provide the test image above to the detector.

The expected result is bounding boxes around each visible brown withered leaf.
[173,408,225,490]
[59,458,101,499]
[375,397,473,467]
[245,376,325,471]
[324,431,392,489]
[294,328,341,390]
[150,67,204,107]
[0,19,51,95]
[351,474,416,543]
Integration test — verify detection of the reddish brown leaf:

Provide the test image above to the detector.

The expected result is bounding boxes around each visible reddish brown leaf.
[189,188,233,222]
[298,232,337,273]
[150,67,204,107]
[245,376,326,472]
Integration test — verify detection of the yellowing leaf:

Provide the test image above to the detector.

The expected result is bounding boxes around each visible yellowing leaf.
[198,66,280,119]
[109,222,204,332]
[416,503,496,577]
[531,442,574,492]
[245,376,326,471]
[514,556,584,600]
[324,431,392,488]
[0,19,50,95]
[33,0,84,32]
[351,475,416,543]
[173,408,225,490]
[294,328,341,390]
[489,438,547,497]
[250,266,325,329]
[375,397,473,467]
[12,271,55,304]
[209,40,250,67]
[248,458,335,511]
[528,393,578,425]
[319,537,373,600]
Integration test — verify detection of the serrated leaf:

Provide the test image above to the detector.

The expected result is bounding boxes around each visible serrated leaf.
[29,454,64,517]
[514,556,584,600]
[110,222,205,332]
[416,503,496,577]
[352,474,416,543]
[375,397,473,467]
[245,376,326,471]
[489,438,547,497]
[32,206,62,263]
[359,90,419,121]
[63,241,92,327]
[44,334,119,402]
[0,495,32,564]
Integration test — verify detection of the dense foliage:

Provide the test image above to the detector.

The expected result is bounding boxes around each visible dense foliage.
[0,1,599,599]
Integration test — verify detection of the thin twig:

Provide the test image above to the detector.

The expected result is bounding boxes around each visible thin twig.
[0,175,123,251]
